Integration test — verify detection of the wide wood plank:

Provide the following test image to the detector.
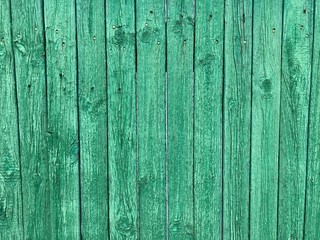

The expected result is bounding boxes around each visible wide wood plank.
[10,0,49,238]
[106,0,138,239]
[194,0,224,239]
[278,0,313,239]
[303,2,319,239]
[223,0,252,239]
[44,0,80,239]
[167,0,195,239]
[0,1,24,239]
[76,0,108,239]
[136,1,166,239]
[250,0,282,239]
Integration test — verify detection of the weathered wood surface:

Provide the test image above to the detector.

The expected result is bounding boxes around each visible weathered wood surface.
[278,0,313,239]
[77,0,109,239]
[136,0,166,239]
[194,0,223,239]
[44,0,80,238]
[11,0,49,239]
[223,0,252,238]
[1,0,319,239]
[250,0,282,239]
[106,0,139,239]
[167,0,195,239]
[0,1,23,239]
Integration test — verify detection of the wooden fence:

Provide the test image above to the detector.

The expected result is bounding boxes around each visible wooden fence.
[1,0,319,239]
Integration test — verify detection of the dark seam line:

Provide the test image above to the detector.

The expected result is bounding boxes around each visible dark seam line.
[104,0,111,239]
[276,0,285,238]
[248,0,254,239]
[192,0,196,237]
[41,0,51,237]
[302,1,317,239]
[221,0,226,239]
[133,0,140,238]
[8,0,25,238]
[74,0,82,239]
[41,0,52,237]
[164,0,169,239]
[41,0,50,236]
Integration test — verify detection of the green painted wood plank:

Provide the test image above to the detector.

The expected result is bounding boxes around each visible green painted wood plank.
[302,2,319,240]
[278,0,313,239]
[106,1,138,239]
[44,0,80,239]
[0,1,24,239]
[136,1,166,239]
[10,0,50,238]
[194,0,223,239]
[167,0,194,239]
[223,0,252,239]
[250,0,282,239]
[76,0,109,239]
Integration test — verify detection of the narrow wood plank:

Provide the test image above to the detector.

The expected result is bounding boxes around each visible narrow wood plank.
[194,0,223,239]
[10,0,49,238]
[136,1,166,239]
[44,0,80,239]
[223,0,252,238]
[278,0,313,239]
[250,0,282,239]
[76,0,108,238]
[0,1,24,239]
[167,0,195,239]
[106,1,138,239]
[302,2,319,240]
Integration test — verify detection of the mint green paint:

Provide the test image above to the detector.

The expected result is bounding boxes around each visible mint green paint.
[136,1,166,239]
[1,0,319,239]
[250,0,282,239]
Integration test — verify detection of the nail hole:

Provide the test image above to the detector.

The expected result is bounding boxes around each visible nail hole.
[272,28,276,33]
[300,25,304,30]
[91,86,95,90]
[150,10,153,14]
[303,8,307,14]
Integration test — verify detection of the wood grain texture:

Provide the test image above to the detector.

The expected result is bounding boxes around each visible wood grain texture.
[278,0,313,239]
[167,0,195,239]
[44,0,80,239]
[76,0,108,239]
[194,0,223,239]
[250,0,282,239]
[136,1,166,239]
[223,0,252,239]
[106,0,138,239]
[10,0,49,239]
[303,1,319,239]
[0,1,24,239]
